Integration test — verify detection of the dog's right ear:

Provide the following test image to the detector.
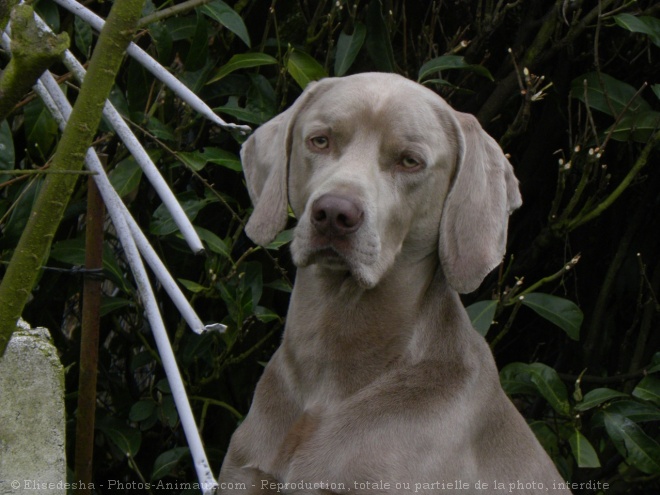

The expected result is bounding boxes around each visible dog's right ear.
[241,83,320,246]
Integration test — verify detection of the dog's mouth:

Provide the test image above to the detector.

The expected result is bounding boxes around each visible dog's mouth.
[305,245,351,270]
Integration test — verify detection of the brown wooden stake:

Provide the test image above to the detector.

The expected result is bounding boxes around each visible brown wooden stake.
[74,171,105,493]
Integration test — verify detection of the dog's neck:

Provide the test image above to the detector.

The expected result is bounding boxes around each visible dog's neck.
[282,252,468,400]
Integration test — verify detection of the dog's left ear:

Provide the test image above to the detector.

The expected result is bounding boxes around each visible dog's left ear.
[439,112,522,294]
[241,82,321,246]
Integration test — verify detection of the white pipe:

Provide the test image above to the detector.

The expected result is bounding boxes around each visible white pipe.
[36,72,219,494]
[28,12,204,255]
[51,0,251,134]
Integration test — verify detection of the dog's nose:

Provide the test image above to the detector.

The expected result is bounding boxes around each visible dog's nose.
[311,194,364,236]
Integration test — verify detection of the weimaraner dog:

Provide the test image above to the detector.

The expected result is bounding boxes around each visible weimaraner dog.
[218,73,571,494]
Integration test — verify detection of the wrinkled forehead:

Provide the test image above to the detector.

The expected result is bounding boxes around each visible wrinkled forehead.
[294,77,457,147]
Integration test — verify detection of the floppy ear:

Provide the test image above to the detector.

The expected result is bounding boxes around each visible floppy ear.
[439,112,522,294]
[241,83,320,246]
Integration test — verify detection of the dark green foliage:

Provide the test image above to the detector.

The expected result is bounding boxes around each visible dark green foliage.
[1,0,659,493]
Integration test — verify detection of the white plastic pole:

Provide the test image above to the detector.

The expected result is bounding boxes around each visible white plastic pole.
[35,71,219,494]
[52,0,251,134]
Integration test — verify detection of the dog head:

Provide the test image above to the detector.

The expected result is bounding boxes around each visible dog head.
[240,73,521,293]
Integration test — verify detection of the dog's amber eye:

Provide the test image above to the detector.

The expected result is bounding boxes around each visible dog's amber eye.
[310,136,329,149]
[401,156,420,168]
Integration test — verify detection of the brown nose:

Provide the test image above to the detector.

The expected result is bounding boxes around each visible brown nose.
[311,194,364,237]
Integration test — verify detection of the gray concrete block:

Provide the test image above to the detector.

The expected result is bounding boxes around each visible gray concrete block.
[0,320,66,494]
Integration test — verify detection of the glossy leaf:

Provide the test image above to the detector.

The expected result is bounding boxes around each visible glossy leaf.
[149,193,213,236]
[575,388,628,411]
[178,279,206,293]
[527,362,571,416]
[195,227,232,258]
[465,300,498,336]
[569,429,601,468]
[499,362,538,397]
[0,120,14,174]
[609,111,660,143]
[365,1,395,72]
[418,55,494,82]
[592,400,660,427]
[100,297,133,317]
[521,293,582,340]
[96,416,141,457]
[108,156,144,199]
[24,98,58,159]
[152,447,190,481]
[208,53,278,84]
[604,412,660,475]
[653,84,660,101]
[633,375,660,407]
[287,50,328,89]
[201,0,250,47]
[614,14,660,47]
[178,147,241,172]
[74,14,93,58]
[266,229,294,250]
[129,400,156,422]
[571,72,650,117]
[335,23,367,76]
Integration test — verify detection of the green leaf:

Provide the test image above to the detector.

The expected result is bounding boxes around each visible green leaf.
[521,293,582,340]
[265,228,294,250]
[34,0,60,32]
[609,111,660,144]
[569,429,601,468]
[108,156,144,198]
[151,447,190,481]
[149,192,213,236]
[245,74,278,124]
[178,279,206,293]
[74,14,93,58]
[334,23,367,76]
[287,49,328,89]
[178,147,241,172]
[575,388,628,411]
[633,375,660,407]
[365,1,395,72]
[613,14,660,48]
[652,84,660,102]
[216,104,268,125]
[129,400,156,422]
[201,0,250,48]
[570,72,650,117]
[529,421,560,458]
[160,395,179,427]
[499,362,538,397]
[418,55,494,82]
[96,416,141,457]
[146,117,175,142]
[0,120,15,176]
[592,400,660,427]
[465,300,498,336]
[184,12,210,72]
[195,227,232,258]
[527,362,571,416]
[604,412,660,475]
[254,305,281,323]
[162,16,198,42]
[24,97,59,159]
[100,296,133,317]
[208,52,278,84]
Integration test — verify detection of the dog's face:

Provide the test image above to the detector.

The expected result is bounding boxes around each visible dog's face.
[241,73,521,293]
[287,76,458,288]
